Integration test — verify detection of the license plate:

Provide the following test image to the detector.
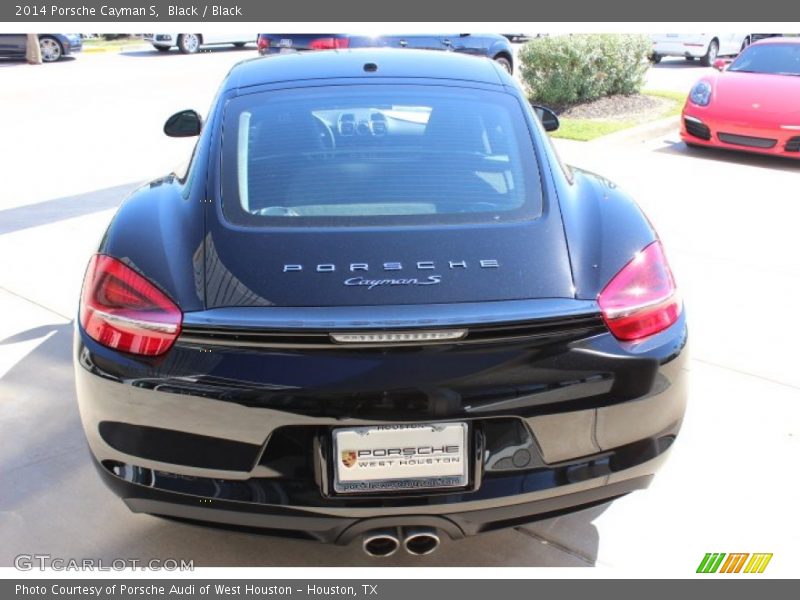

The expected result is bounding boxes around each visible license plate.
[332,422,469,494]
[278,38,293,48]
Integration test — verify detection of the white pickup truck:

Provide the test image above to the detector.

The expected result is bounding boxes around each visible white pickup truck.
[649,33,752,66]
[143,33,256,54]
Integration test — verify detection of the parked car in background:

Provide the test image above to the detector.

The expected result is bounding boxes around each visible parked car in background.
[750,33,784,42]
[144,33,256,54]
[502,33,538,42]
[257,33,515,73]
[681,37,800,159]
[0,34,82,62]
[649,33,751,66]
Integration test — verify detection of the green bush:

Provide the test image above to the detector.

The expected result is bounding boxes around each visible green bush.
[519,34,651,108]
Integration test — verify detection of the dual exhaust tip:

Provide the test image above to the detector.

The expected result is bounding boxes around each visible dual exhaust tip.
[362,527,440,557]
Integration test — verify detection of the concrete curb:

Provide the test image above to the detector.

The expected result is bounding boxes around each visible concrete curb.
[589,115,680,146]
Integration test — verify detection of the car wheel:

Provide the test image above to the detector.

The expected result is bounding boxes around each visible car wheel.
[153,45,170,53]
[39,36,63,62]
[178,34,201,54]
[685,56,696,61]
[233,42,246,48]
[493,55,513,74]
[700,39,719,67]
[649,53,662,64]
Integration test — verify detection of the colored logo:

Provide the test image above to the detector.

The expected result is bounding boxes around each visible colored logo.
[341,451,357,468]
[697,553,773,573]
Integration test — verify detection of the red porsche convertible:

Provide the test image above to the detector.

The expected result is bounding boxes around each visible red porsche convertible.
[681,37,800,159]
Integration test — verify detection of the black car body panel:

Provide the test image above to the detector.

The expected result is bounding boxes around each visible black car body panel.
[558,168,659,299]
[97,174,206,313]
[76,50,687,547]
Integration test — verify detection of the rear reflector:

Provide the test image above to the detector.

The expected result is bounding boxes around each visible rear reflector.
[309,37,350,50]
[331,330,467,344]
[598,241,681,341]
[79,254,182,356]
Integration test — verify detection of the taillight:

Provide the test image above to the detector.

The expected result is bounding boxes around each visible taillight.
[257,36,268,50]
[79,254,182,356]
[308,37,350,50]
[598,241,682,342]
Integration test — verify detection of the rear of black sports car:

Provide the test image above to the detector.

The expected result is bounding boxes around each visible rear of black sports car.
[74,50,687,556]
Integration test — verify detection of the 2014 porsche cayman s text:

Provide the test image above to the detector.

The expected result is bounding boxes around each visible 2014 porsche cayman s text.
[75,50,688,557]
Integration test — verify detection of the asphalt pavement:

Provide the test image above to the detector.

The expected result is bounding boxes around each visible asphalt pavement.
[644,56,717,92]
[0,48,798,572]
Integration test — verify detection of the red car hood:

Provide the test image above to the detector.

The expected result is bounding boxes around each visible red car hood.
[712,72,800,119]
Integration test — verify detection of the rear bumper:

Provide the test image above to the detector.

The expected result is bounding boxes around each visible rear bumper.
[258,47,301,56]
[651,39,709,58]
[64,39,82,55]
[681,109,800,158]
[75,307,688,540]
[96,456,659,543]
[144,34,175,48]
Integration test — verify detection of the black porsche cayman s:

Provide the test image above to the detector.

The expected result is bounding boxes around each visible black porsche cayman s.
[75,49,687,557]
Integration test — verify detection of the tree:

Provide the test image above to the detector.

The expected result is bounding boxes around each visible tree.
[26,34,41,64]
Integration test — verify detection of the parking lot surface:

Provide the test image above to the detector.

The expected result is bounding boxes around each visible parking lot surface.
[1,49,798,572]
[644,56,719,92]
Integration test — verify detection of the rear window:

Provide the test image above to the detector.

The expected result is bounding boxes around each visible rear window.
[220,85,543,227]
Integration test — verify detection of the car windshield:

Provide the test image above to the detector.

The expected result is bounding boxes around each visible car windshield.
[728,43,800,76]
[220,85,542,227]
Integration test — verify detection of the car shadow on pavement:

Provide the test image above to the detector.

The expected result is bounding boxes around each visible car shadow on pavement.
[121,46,256,59]
[0,182,141,235]
[0,324,604,567]
[656,140,800,172]
[0,56,77,68]
[650,59,714,69]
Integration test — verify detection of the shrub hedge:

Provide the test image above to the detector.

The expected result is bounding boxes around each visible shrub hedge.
[518,34,651,108]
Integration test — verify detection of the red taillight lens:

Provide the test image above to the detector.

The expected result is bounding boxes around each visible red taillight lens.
[257,36,268,50]
[79,255,182,356]
[598,241,682,342]
[308,37,350,50]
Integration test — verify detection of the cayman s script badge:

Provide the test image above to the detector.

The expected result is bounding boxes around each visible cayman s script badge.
[344,275,442,289]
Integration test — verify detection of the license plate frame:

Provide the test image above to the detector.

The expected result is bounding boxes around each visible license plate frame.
[331,422,470,495]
